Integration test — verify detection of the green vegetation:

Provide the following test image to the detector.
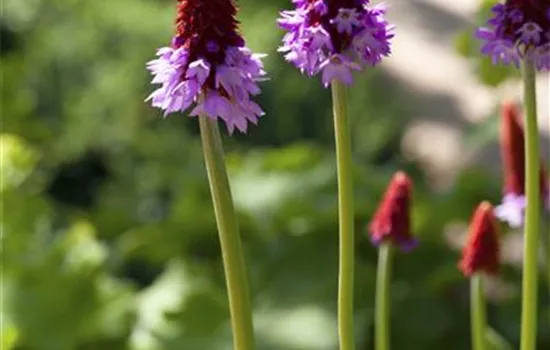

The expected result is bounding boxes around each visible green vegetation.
[2,0,548,349]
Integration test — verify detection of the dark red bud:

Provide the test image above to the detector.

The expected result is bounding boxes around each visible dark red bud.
[459,202,501,277]
[500,101,549,197]
[175,0,244,63]
[368,171,416,251]
[501,101,526,195]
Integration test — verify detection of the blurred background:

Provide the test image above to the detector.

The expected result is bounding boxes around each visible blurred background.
[1,0,549,349]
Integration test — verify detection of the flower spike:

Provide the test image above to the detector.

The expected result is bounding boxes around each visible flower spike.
[146,0,267,134]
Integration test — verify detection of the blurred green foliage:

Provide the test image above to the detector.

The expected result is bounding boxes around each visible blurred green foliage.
[1,0,549,349]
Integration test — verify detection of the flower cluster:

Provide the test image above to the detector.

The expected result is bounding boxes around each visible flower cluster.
[278,0,394,87]
[476,0,550,70]
[146,0,267,134]
[368,171,417,251]
[459,202,501,277]
[494,102,549,227]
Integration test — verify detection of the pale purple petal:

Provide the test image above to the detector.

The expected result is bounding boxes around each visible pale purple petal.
[495,193,526,228]
[319,54,361,87]
[517,22,542,45]
[186,59,211,85]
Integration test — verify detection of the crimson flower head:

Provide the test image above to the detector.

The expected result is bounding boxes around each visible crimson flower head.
[277,0,394,87]
[146,0,267,134]
[459,202,501,277]
[494,101,549,227]
[476,0,550,70]
[368,171,417,251]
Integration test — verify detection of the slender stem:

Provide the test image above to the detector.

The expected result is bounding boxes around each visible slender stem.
[547,219,550,331]
[331,81,355,350]
[471,273,487,350]
[520,61,540,350]
[198,116,255,350]
[375,243,393,350]
[542,220,549,277]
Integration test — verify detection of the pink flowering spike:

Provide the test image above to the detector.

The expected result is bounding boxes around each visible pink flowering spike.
[476,1,550,71]
[145,0,267,134]
[494,101,550,227]
[368,171,417,251]
[278,0,394,87]
[459,202,501,277]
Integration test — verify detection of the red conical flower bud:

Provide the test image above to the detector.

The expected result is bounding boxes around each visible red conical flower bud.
[500,101,525,196]
[459,202,501,277]
[500,101,548,196]
[368,171,417,251]
[496,102,550,227]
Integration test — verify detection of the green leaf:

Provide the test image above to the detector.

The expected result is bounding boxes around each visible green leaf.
[476,57,518,87]
[0,317,19,350]
[0,134,39,191]
[455,29,476,57]
[486,327,515,350]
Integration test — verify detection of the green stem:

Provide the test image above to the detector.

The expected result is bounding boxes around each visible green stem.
[520,61,540,350]
[471,273,487,350]
[547,219,550,331]
[375,243,393,350]
[331,81,355,350]
[198,116,255,350]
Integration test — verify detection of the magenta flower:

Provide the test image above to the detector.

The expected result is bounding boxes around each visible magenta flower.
[146,0,267,134]
[277,0,394,87]
[476,1,550,71]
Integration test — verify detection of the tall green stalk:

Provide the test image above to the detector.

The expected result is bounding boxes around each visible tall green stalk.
[331,81,355,350]
[375,242,393,350]
[519,61,540,350]
[541,218,550,300]
[198,115,255,350]
[471,273,487,350]
[547,219,550,330]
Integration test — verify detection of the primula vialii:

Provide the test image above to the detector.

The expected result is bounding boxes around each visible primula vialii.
[476,3,547,348]
[145,1,263,349]
[277,3,395,350]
